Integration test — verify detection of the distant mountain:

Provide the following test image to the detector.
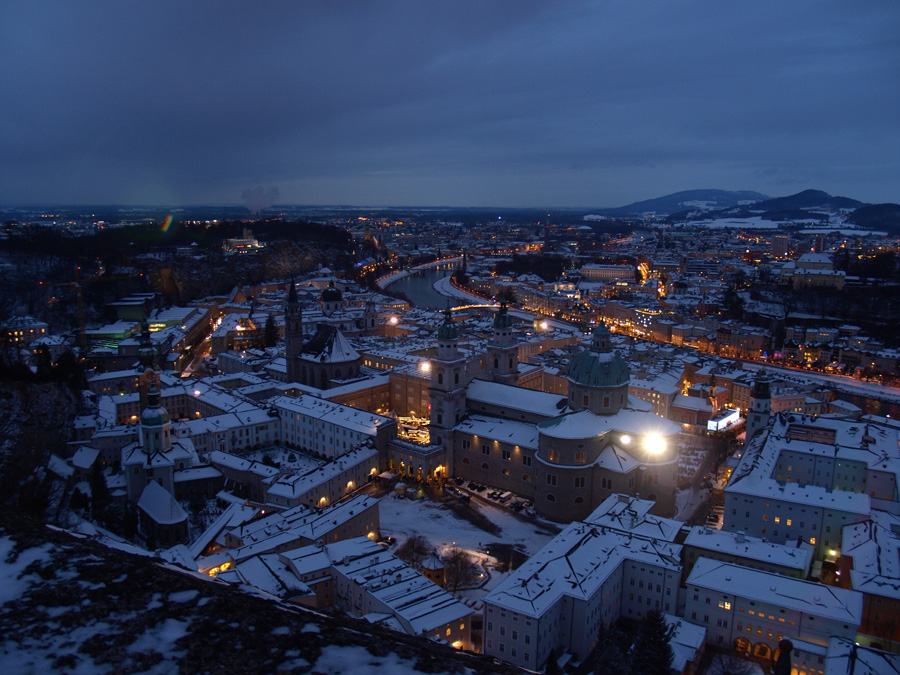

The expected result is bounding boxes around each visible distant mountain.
[847,203,900,233]
[601,189,769,216]
[663,189,871,226]
[753,189,862,212]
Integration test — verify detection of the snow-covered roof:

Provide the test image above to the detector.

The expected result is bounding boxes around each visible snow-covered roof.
[137,481,187,526]
[684,526,812,572]
[272,395,394,436]
[485,519,681,618]
[686,558,862,625]
[466,379,567,419]
[841,509,900,601]
[536,408,681,441]
[584,494,682,542]
[452,415,538,450]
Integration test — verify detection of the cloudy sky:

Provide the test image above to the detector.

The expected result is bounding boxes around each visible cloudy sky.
[2,2,898,208]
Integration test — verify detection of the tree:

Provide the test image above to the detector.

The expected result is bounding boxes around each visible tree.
[89,462,110,520]
[443,547,478,591]
[593,623,630,675]
[264,313,278,347]
[629,610,674,675]
[396,534,431,566]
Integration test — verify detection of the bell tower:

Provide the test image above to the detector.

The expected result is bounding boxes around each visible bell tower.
[429,305,467,450]
[487,299,518,385]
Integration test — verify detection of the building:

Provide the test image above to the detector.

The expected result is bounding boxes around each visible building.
[684,558,862,661]
[482,495,682,670]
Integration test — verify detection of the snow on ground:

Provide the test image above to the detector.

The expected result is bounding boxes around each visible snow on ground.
[311,645,440,675]
[742,362,900,404]
[379,494,555,557]
[378,493,558,595]
[432,275,491,305]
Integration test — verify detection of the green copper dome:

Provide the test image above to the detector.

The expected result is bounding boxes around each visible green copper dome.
[493,300,513,330]
[567,322,629,387]
[437,306,458,340]
[321,280,342,302]
[141,384,170,427]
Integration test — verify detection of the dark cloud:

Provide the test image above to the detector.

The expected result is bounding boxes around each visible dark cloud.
[1,1,898,207]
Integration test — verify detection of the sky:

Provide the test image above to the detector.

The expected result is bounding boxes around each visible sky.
[1,2,898,208]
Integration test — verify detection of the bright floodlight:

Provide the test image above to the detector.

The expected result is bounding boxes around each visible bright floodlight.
[389,316,399,325]
[644,434,666,454]
[420,361,431,373]
[620,434,632,445]
[540,320,549,330]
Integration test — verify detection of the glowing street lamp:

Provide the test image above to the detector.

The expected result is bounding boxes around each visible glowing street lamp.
[644,435,666,454]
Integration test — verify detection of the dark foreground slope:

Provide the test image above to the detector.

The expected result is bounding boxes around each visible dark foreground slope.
[0,515,523,675]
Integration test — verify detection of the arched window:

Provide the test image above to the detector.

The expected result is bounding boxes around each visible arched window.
[493,358,499,369]
[462,457,470,464]
[438,373,443,384]
[574,496,584,504]
[546,494,556,502]
[482,463,489,470]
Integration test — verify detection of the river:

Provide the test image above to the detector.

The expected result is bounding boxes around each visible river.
[385,263,460,309]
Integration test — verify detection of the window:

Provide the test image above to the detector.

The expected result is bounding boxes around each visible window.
[549,449,559,463]
[523,474,531,482]
[522,456,532,466]
[575,497,584,504]
[482,462,489,470]
[462,457,469,464]
[601,477,612,490]
[575,452,586,464]
[546,474,557,486]
[574,476,585,488]
[502,449,511,461]
[482,444,490,455]
[462,440,471,450]
[546,494,556,502]
[718,600,732,610]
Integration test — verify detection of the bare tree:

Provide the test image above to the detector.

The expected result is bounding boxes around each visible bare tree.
[443,547,478,591]
[396,534,431,566]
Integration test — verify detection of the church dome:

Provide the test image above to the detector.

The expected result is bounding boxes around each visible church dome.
[493,300,513,330]
[141,385,170,427]
[568,349,629,387]
[321,280,342,302]
[567,323,629,387]
[437,306,458,340]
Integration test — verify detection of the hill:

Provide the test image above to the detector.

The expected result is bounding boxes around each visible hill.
[847,203,900,234]
[0,513,524,674]
[600,189,769,216]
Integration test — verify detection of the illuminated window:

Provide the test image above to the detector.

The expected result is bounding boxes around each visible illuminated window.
[786,519,792,526]
[549,449,559,462]
[810,538,816,545]
[718,601,732,610]
[575,451,586,464]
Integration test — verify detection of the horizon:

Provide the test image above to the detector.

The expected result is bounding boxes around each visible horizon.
[2,186,897,215]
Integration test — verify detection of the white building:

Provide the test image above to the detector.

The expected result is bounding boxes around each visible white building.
[272,394,396,457]
[684,558,862,660]
[724,412,900,558]
[482,495,682,670]
[277,537,474,649]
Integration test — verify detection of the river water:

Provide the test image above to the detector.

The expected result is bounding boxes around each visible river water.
[385,263,460,309]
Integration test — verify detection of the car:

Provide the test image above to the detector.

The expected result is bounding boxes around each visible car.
[381,536,396,546]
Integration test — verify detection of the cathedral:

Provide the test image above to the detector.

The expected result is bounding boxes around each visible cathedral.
[420,310,683,519]
[284,280,362,389]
